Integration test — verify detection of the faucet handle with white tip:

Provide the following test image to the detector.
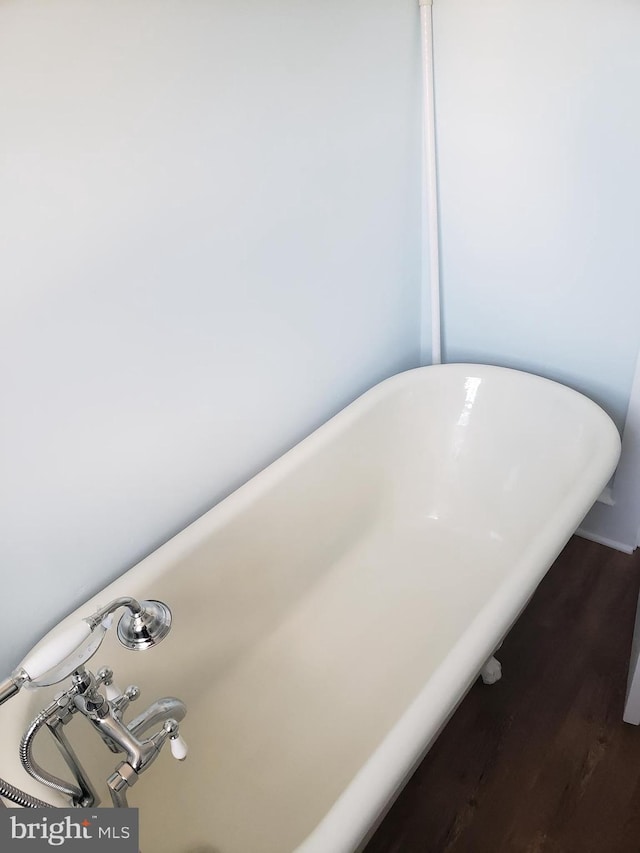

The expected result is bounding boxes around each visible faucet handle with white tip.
[163,720,188,761]
[96,666,120,701]
[96,668,141,714]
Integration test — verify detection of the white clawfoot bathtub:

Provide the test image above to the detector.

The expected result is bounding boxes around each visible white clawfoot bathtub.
[0,364,621,852]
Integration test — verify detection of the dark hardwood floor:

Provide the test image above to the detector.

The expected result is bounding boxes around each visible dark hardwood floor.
[365,536,640,853]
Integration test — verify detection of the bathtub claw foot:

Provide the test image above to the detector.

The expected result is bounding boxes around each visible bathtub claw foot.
[480,656,502,685]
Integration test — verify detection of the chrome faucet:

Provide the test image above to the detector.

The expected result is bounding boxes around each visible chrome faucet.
[19,663,187,808]
[3,595,188,811]
[71,666,186,767]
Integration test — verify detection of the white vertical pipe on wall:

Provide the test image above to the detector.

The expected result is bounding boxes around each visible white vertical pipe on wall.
[419,0,442,365]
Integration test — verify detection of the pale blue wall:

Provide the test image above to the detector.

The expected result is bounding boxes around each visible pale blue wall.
[0,0,423,672]
[434,0,640,431]
[9,0,637,678]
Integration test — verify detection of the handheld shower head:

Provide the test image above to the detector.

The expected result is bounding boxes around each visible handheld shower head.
[15,616,113,688]
[0,596,174,706]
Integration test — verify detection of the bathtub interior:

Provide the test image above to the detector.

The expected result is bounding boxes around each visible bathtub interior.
[3,366,618,853]
[387,370,611,547]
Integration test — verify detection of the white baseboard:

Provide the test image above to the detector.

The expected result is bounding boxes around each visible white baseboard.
[576,527,635,555]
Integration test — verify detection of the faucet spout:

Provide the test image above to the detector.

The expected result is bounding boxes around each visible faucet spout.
[127,698,187,739]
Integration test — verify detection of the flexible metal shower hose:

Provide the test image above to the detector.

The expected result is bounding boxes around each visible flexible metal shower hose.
[0,776,53,808]
[19,708,82,803]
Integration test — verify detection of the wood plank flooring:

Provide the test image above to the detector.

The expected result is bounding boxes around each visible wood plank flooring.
[365,536,640,853]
